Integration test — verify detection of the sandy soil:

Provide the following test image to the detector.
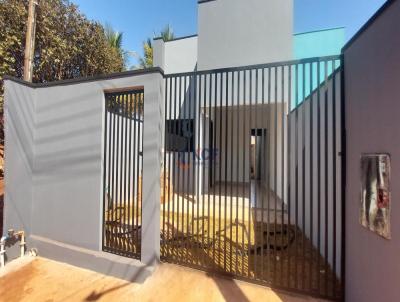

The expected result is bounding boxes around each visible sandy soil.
[0,257,328,302]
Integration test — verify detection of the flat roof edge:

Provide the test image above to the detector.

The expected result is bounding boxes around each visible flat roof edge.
[154,34,198,43]
[342,0,396,51]
[294,27,345,36]
[198,0,217,4]
[3,67,164,88]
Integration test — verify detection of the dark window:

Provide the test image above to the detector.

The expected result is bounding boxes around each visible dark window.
[165,119,195,152]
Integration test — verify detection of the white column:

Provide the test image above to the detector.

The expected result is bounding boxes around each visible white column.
[141,73,164,266]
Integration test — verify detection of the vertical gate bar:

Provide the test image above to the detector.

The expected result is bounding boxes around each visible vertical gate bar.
[230,71,234,274]
[115,94,121,251]
[340,54,346,302]
[128,93,133,254]
[196,73,201,266]
[248,69,253,279]
[241,70,246,276]
[273,66,278,284]
[110,95,117,251]
[123,93,128,253]
[208,73,212,269]
[125,93,130,253]
[119,93,123,252]
[229,72,237,273]
[331,59,337,298]
[182,76,187,263]
[213,72,217,269]
[218,72,223,270]
[286,65,292,288]
[134,93,143,258]
[185,75,191,265]
[199,74,204,266]
[133,94,141,257]
[280,65,285,286]
[324,60,329,296]
[193,73,198,266]
[224,71,228,271]
[138,92,144,255]
[120,93,126,252]
[301,63,306,290]
[266,67,271,283]
[172,76,177,262]
[182,76,190,263]
[294,63,299,289]
[102,94,109,250]
[340,54,347,300]
[177,77,182,263]
[167,77,172,260]
[309,62,314,291]
[163,79,167,257]
[109,95,118,250]
[235,71,240,274]
[140,92,144,256]
[260,68,266,281]
[202,73,207,267]
[317,61,322,294]
[132,92,138,255]
[105,95,112,249]
[254,68,259,279]
[120,93,125,253]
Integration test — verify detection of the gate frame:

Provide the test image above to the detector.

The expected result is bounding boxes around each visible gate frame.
[160,55,346,301]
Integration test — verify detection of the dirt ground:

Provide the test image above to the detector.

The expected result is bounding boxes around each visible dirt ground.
[0,257,328,302]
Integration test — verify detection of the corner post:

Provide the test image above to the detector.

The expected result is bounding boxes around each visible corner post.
[141,71,164,266]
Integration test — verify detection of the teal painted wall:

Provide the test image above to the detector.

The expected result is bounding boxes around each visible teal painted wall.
[291,28,345,107]
[294,27,345,59]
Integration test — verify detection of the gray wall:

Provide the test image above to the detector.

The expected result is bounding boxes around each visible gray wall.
[4,81,36,236]
[197,0,293,70]
[4,71,163,268]
[164,37,198,74]
[288,71,342,276]
[344,1,400,301]
[154,37,198,75]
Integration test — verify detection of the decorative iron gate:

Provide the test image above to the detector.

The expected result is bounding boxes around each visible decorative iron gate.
[102,90,144,259]
[161,56,344,300]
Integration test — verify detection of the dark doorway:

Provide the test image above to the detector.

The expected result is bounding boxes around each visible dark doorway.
[250,129,267,181]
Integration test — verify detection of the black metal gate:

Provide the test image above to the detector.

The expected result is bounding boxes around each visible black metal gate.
[102,90,144,259]
[161,56,344,300]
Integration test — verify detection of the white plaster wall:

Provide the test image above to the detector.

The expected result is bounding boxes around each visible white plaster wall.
[197,0,293,70]
[164,37,198,74]
[4,81,36,235]
[343,1,400,301]
[288,71,342,277]
[5,72,162,254]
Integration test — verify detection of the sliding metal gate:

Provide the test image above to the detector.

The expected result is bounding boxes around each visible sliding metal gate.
[161,56,344,300]
[102,90,144,259]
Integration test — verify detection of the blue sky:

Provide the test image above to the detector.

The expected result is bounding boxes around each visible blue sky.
[71,0,387,67]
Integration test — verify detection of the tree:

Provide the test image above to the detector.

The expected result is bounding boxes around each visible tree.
[104,23,137,70]
[0,0,126,176]
[0,0,125,111]
[104,23,123,51]
[138,25,175,68]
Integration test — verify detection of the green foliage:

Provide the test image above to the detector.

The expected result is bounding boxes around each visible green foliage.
[138,24,175,69]
[104,23,123,50]
[159,24,175,42]
[0,0,125,113]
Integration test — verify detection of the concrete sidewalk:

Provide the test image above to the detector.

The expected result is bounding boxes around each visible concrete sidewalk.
[0,257,327,302]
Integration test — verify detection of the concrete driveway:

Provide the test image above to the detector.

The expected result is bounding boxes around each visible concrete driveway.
[0,256,327,302]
